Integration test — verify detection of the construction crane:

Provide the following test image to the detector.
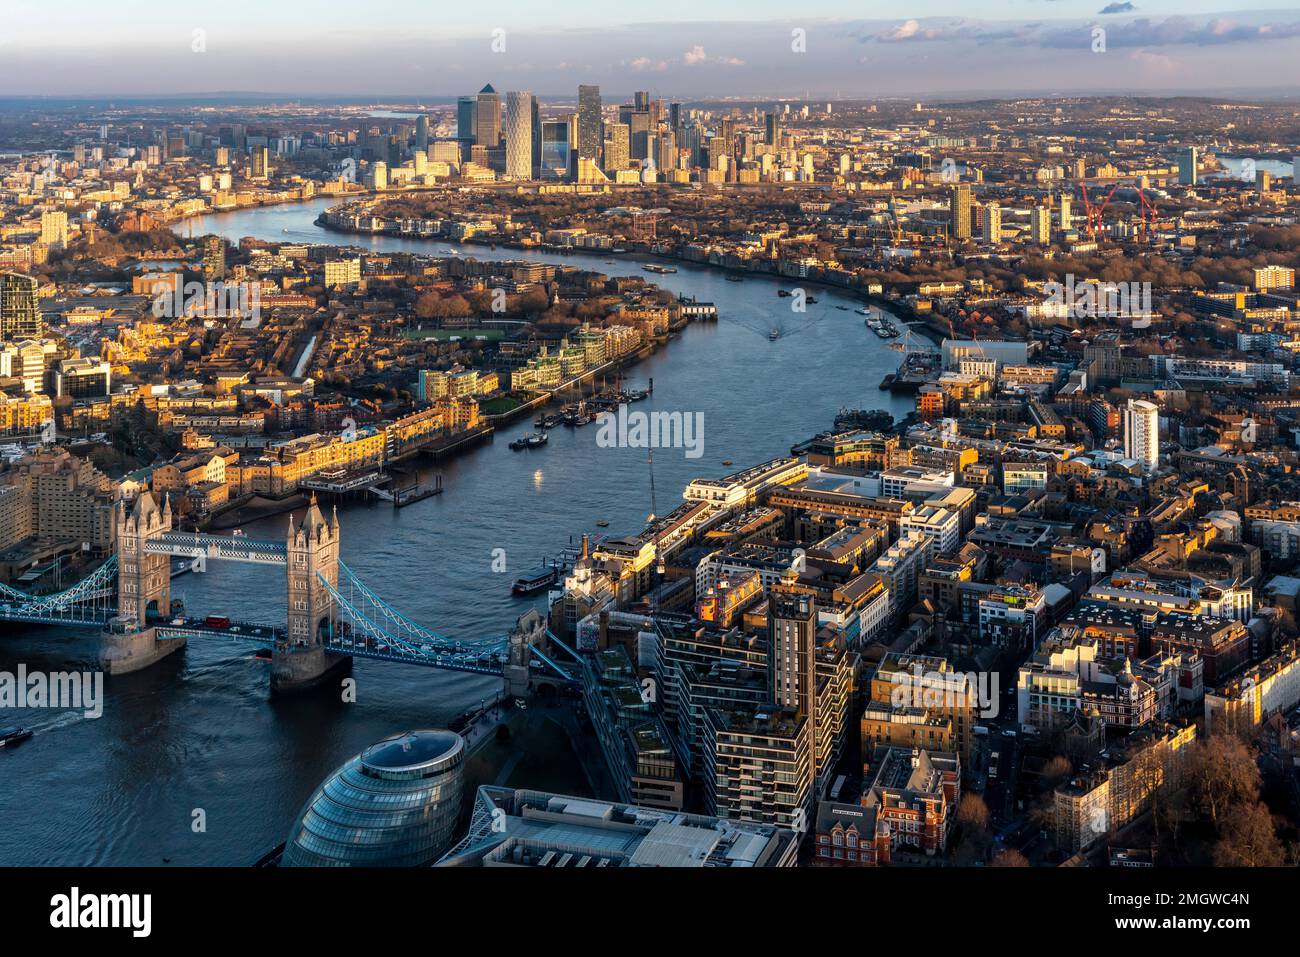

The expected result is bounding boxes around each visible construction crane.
[886,197,906,245]
[946,314,990,368]
[1133,184,1174,240]
[1079,181,1120,241]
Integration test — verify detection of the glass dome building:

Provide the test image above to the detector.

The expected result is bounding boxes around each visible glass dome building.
[282,729,466,867]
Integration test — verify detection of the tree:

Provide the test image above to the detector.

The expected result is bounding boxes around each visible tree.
[1041,755,1073,791]
[957,793,991,833]
[1186,735,1262,829]
[950,793,993,865]
[1211,802,1286,867]
[991,848,1030,867]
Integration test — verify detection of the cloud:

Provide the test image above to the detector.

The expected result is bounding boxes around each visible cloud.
[1043,15,1300,48]
[681,45,744,66]
[866,17,1041,45]
[629,57,668,72]
[874,19,960,43]
[862,13,1300,51]
[1126,48,1180,74]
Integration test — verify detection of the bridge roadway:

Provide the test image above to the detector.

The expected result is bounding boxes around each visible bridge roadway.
[0,537,578,681]
[122,616,512,675]
[152,616,282,645]
[144,532,287,565]
[322,632,507,675]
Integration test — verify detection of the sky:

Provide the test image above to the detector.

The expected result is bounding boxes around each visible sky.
[4,1,1300,98]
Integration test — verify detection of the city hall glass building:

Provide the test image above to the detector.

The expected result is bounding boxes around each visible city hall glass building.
[282,730,466,867]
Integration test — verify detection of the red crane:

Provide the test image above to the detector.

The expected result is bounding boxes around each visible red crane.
[1133,184,1172,240]
[1079,182,1120,241]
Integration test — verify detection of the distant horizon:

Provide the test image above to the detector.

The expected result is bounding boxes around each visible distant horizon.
[4,87,1300,107]
[4,5,1300,98]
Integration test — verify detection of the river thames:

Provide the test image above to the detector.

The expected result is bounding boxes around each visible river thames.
[0,196,912,865]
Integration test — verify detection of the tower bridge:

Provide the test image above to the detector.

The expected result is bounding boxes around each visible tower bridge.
[0,492,574,696]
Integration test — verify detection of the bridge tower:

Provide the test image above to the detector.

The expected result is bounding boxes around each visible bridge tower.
[117,491,172,622]
[272,496,350,693]
[101,492,186,674]
[506,608,547,699]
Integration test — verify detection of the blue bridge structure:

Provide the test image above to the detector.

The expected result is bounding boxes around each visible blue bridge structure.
[0,492,578,695]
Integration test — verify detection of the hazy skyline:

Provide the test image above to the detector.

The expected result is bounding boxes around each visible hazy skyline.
[4,3,1300,98]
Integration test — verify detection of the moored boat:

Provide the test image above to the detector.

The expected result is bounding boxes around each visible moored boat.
[512,567,558,595]
[510,432,549,450]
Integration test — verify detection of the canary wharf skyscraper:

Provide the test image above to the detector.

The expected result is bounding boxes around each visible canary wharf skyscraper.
[475,84,501,148]
[457,96,477,144]
[0,272,41,341]
[578,84,602,168]
[505,91,534,180]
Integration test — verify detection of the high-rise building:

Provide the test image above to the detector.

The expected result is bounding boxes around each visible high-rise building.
[531,96,542,176]
[475,85,501,149]
[764,111,780,147]
[1059,194,1072,231]
[656,129,677,174]
[1124,398,1160,469]
[1030,205,1052,245]
[414,114,429,152]
[0,272,41,341]
[621,104,652,161]
[505,91,534,180]
[250,146,269,179]
[40,211,68,249]
[456,96,477,145]
[769,587,817,726]
[578,84,602,167]
[604,122,630,172]
[203,235,225,281]
[982,203,1002,243]
[1178,146,1198,185]
[540,119,572,181]
[949,184,972,240]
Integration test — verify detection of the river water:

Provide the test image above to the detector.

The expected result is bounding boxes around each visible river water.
[0,196,911,865]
